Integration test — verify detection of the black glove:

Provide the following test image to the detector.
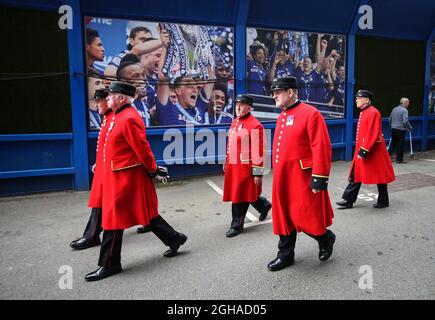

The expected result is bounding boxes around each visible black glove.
[151,166,169,183]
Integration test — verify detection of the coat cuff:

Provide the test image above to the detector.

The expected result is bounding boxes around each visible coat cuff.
[358,147,369,158]
[311,175,329,190]
[149,166,168,178]
[251,166,264,176]
[148,170,158,178]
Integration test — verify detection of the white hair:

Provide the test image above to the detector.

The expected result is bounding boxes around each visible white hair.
[116,93,134,104]
[400,97,409,105]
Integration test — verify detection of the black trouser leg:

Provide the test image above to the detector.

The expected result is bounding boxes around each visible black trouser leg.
[98,230,124,267]
[277,230,297,261]
[83,208,103,241]
[305,230,329,247]
[377,184,389,205]
[149,215,181,246]
[230,203,250,230]
[396,130,405,161]
[341,168,362,203]
[389,129,398,156]
[390,128,405,161]
[251,196,271,214]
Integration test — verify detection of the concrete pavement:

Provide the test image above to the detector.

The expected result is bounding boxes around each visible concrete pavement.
[1,151,434,299]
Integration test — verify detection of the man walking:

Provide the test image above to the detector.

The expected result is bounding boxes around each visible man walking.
[336,90,395,209]
[223,94,272,238]
[388,97,412,163]
[70,89,111,250]
[267,77,335,272]
[85,81,187,282]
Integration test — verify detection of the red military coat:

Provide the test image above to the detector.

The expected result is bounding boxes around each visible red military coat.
[272,101,334,236]
[88,110,112,208]
[351,105,395,184]
[101,105,159,230]
[223,113,265,203]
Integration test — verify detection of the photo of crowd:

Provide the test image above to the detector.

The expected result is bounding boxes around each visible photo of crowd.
[85,17,235,130]
[246,28,346,120]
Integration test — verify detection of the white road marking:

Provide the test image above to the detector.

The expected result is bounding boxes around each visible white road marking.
[244,217,272,229]
[205,179,259,222]
[420,159,435,162]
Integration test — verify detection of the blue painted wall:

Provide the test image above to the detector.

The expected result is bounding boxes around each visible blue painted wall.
[1,0,434,196]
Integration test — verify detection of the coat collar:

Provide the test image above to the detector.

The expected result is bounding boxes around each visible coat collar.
[115,104,131,115]
[359,104,371,112]
[237,112,251,120]
[285,100,301,111]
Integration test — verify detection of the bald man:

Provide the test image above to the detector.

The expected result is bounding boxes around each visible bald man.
[388,98,412,163]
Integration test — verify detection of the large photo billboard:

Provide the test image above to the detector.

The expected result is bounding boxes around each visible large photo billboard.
[85,17,234,130]
[246,28,346,120]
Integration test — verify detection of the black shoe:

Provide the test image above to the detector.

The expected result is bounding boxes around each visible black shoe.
[70,237,101,250]
[85,265,122,282]
[396,160,407,163]
[267,257,294,271]
[319,230,336,261]
[336,199,353,208]
[136,225,151,234]
[226,228,242,238]
[259,201,272,221]
[373,203,389,208]
[163,233,187,257]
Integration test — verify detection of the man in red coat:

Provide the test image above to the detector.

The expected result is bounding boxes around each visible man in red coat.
[223,94,272,237]
[267,77,336,272]
[85,81,187,282]
[70,89,110,250]
[336,90,395,209]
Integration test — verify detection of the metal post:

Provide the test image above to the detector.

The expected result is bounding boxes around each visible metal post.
[66,0,89,190]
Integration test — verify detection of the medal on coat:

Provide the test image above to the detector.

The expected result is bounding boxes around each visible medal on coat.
[238,123,243,131]
[108,121,115,132]
[286,115,295,126]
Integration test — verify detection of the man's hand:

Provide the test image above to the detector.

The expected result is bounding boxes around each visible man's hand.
[91,164,96,173]
[152,166,169,183]
[312,189,320,194]
[273,54,281,66]
[357,155,363,159]
[160,29,170,47]
[320,39,328,49]
[254,176,262,186]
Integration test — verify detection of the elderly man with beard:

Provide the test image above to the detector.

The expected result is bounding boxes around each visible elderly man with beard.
[85,81,188,282]
[267,77,335,271]
[223,95,271,237]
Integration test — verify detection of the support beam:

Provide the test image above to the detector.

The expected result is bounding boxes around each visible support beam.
[234,0,250,96]
[66,0,89,190]
[344,33,356,161]
[422,24,435,151]
[344,0,368,161]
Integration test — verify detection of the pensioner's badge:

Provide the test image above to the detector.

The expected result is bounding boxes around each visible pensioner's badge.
[286,115,295,126]
[108,122,115,132]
